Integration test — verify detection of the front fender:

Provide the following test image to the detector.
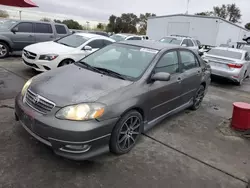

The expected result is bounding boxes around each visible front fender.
[0,35,13,48]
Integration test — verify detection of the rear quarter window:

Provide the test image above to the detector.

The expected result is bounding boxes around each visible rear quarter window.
[35,23,52,33]
[55,25,67,34]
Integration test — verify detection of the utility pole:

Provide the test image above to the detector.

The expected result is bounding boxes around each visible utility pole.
[19,10,22,20]
[186,0,190,14]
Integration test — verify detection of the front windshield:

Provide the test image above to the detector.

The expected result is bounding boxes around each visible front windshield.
[159,37,182,45]
[207,49,242,60]
[79,43,158,80]
[56,34,88,48]
[110,34,126,42]
[0,20,17,29]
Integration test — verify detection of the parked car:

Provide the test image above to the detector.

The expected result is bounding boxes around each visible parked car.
[203,47,250,85]
[159,35,199,51]
[22,33,115,71]
[0,20,70,58]
[110,33,144,42]
[15,40,211,160]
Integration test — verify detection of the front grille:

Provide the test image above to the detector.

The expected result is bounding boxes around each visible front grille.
[23,60,39,68]
[24,89,55,114]
[23,49,37,60]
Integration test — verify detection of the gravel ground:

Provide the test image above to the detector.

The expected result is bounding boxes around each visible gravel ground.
[0,57,249,188]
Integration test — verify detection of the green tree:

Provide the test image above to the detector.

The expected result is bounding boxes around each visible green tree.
[40,18,51,22]
[138,13,156,35]
[97,23,104,30]
[213,3,241,23]
[0,10,9,18]
[245,23,250,30]
[195,11,213,16]
[54,19,62,23]
[62,19,82,29]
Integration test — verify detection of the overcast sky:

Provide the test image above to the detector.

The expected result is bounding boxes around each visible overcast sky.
[2,0,250,24]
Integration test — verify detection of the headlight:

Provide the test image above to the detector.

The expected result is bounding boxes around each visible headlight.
[39,54,58,61]
[21,78,32,96]
[56,103,105,121]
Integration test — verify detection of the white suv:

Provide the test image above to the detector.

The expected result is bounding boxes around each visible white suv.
[159,35,199,51]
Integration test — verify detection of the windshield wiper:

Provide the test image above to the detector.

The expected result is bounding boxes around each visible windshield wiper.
[93,67,127,80]
[77,61,103,74]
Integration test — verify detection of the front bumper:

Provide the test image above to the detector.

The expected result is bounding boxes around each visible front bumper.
[22,54,59,72]
[15,93,119,160]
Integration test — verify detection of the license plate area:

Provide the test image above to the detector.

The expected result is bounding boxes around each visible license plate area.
[209,61,228,69]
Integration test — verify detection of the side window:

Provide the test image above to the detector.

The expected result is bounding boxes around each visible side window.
[55,25,67,34]
[35,23,52,33]
[187,39,194,47]
[133,37,142,40]
[182,39,188,46]
[180,51,199,70]
[87,39,104,49]
[245,52,250,61]
[155,51,179,74]
[15,22,33,33]
[103,40,113,47]
[127,37,134,40]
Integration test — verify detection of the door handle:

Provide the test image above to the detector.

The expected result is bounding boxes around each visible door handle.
[49,36,53,38]
[28,35,33,37]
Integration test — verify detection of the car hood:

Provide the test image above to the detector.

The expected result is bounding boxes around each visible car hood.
[24,41,76,54]
[30,64,133,107]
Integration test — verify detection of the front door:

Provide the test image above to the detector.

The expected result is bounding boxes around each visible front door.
[85,39,105,54]
[179,50,203,104]
[11,22,35,50]
[148,50,183,121]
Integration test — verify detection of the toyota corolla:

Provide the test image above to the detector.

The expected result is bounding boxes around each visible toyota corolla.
[15,40,211,160]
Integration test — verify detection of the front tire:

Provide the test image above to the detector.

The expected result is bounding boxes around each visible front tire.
[58,59,74,67]
[190,85,205,110]
[0,42,9,58]
[247,38,250,44]
[110,110,143,155]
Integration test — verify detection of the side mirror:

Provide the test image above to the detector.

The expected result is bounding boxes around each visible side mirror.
[203,59,209,64]
[11,27,18,33]
[151,72,171,82]
[198,52,204,56]
[181,44,187,47]
[83,45,92,51]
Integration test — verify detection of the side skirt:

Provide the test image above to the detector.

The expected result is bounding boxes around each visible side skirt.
[143,100,193,133]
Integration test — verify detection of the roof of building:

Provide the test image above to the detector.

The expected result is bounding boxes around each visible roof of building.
[118,40,180,50]
[148,14,248,32]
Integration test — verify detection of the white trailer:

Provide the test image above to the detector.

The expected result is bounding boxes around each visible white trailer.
[147,14,250,46]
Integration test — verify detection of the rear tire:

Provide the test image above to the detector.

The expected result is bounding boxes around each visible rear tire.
[247,38,250,44]
[190,85,205,110]
[0,42,9,58]
[110,110,143,155]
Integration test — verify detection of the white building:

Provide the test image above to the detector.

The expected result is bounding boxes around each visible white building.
[147,14,250,46]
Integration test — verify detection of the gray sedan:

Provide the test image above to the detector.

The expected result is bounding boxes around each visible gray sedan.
[203,47,250,85]
[15,40,211,160]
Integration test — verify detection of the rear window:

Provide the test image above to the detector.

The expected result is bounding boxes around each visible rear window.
[35,23,52,33]
[207,49,242,60]
[55,25,67,34]
[159,37,182,45]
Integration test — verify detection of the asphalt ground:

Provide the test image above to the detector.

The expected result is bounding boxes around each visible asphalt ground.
[0,56,250,188]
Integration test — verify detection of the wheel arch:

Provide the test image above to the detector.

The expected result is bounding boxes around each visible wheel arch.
[58,58,75,67]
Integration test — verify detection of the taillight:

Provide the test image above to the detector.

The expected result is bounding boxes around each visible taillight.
[227,64,243,68]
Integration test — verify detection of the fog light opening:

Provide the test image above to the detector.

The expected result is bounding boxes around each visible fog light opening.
[59,144,91,154]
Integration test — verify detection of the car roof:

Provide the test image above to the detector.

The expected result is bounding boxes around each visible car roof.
[162,35,194,40]
[118,40,181,50]
[75,33,112,40]
[214,47,245,53]
[115,33,139,37]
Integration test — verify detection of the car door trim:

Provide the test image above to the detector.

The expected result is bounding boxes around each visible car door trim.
[151,88,196,110]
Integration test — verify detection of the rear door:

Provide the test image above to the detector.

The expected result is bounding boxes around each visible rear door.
[34,23,54,43]
[148,50,183,121]
[11,22,35,50]
[179,50,202,104]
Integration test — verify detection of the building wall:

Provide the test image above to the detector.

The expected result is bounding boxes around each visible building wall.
[147,15,249,46]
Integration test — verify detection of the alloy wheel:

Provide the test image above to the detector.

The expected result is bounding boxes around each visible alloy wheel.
[117,116,141,151]
[194,87,205,108]
[0,44,7,57]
